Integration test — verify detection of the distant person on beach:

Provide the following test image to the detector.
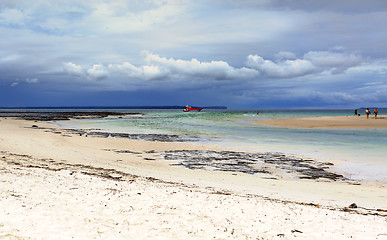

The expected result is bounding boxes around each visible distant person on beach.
[354,109,358,116]
[374,108,378,119]
[365,108,370,119]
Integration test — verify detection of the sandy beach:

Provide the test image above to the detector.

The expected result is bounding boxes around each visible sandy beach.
[1,116,387,239]
[255,115,387,129]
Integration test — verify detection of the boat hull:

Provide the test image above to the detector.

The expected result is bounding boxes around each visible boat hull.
[183,106,202,112]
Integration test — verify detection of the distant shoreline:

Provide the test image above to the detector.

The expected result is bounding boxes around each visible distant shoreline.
[0,111,136,121]
[0,105,227,110]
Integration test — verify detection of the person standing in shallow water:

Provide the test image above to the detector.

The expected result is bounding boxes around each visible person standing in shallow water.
[365,108,370,119]
[374,108,378,119]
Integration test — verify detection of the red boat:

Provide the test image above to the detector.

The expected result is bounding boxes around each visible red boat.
[183,105,203,112]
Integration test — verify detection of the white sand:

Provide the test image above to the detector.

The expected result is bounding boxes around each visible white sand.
[1,118,387,239]
[1,158,386,240]
[255,115,387,129]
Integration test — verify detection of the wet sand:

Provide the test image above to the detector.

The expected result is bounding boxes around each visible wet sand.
[255,115,387,129]
[1,117,386,239]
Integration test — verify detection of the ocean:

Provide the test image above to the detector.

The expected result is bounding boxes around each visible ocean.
[52,109,387,184]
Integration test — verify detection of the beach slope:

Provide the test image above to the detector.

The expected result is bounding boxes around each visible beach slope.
[1,117,386,239]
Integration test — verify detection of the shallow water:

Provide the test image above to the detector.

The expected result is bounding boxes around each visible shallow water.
[57,109,387,183]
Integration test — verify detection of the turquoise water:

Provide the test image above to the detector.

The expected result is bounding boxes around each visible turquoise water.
[58,109,387,183]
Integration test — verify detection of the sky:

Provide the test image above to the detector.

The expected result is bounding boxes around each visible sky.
[1,0,387,109]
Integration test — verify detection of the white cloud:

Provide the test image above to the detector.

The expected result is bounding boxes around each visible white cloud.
[274,51,297,60]
[83,0,186,34]
[304,51,364,73]
[63,62,109,81]
[63,62,83,76]
[87,64,108,81]
[143,51,258,80]
[6,78,38,87]
[1,1,185,35]
[0,54,22,63]
[0,8,28,26]
[26,78,38,83]
[246,50,365,78]
[347,59,387,76]
[108,61,168,81]
[39,18,69,32]
[67,51,259,82]
[62,50,369,84]
[246,54,316,78]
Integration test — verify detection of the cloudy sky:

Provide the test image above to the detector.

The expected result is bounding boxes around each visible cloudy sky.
[1,0,387,108]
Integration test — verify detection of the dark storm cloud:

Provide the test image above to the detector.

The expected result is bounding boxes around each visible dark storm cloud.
[215,0,387,12]
[1,0,387,108]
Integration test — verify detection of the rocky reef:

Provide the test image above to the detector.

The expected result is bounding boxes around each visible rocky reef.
[0,111,134,121]
[161,150,348,182]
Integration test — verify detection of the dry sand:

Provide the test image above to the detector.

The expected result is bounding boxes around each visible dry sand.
[1,117,386,239]
[255,115,387,129]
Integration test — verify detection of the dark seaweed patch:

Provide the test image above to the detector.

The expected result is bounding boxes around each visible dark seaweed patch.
[161,150,347,181]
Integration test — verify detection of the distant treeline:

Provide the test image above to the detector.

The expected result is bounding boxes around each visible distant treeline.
[0,106,227,110]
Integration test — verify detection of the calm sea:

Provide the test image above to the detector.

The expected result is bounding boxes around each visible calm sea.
[53,109,387,184]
